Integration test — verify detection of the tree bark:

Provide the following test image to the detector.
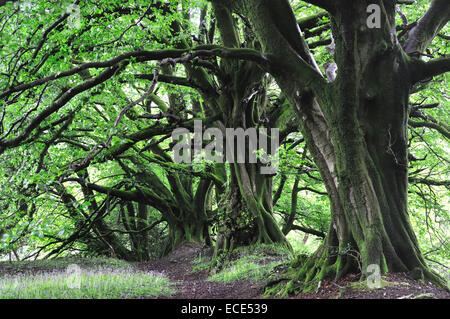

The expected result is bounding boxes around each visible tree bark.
[232,0,447,290]
[211,2,291,256]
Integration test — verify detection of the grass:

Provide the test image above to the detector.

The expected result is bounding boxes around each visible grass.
[0,257,175,299]
[207,257,284,283]
[192,255,211,272]
[204,243,292,284]
[286,232,321,255]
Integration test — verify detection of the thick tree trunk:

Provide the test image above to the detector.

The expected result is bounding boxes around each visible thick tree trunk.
[216,168,256,250]
[163,217,210,256]
[233,163,289,245]
[216,163,288,249]
[160,200,212,255]
[210,1,290,253]
[161,179,212,256]
[164,203,210,256]
[213,162,291,262]
[290,2,444,290]
[231,0,446,291]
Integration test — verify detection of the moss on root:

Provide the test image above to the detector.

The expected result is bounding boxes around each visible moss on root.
[264,252,449,297]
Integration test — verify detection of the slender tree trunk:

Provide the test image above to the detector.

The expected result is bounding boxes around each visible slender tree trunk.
[135,203,150,261]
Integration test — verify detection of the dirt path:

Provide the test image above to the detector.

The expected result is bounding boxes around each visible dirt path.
[137,243,265,299]
[137,243,450,299]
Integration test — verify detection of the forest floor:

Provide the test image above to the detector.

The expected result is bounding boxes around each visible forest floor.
[136,243,450,299]
[135,243,265,299]
[1,243,448,299]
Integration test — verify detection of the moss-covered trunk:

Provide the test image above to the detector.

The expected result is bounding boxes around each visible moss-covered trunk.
[213,162,291,264]
[163,216,210,256]
[233,163,289,245]
[291,3,443,289]
[161,179,212,256]
[121,202,151,261]
[214,2,292,253]
[231,0,445,291]
[216,162,289,252]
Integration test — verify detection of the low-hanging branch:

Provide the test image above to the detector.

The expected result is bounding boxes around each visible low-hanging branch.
[410,56,450,84]
[0,45,275,101]
[408,177,450,188]
[290,224,326,239]
[297,186,328,196]
[409,119,450,139]
[403,0,450,55]
[297,11,329,30]
[301,0,336,12]
[0,46,281,155]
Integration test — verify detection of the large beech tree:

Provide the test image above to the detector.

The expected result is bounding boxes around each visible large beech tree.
[212,0,449,286]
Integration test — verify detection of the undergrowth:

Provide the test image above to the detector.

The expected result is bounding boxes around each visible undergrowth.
[0,256,131,274]
[193,243,292,284]
[0,257,175,298]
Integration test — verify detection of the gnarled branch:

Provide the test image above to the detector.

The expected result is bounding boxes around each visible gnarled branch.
[403,0,450,55]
